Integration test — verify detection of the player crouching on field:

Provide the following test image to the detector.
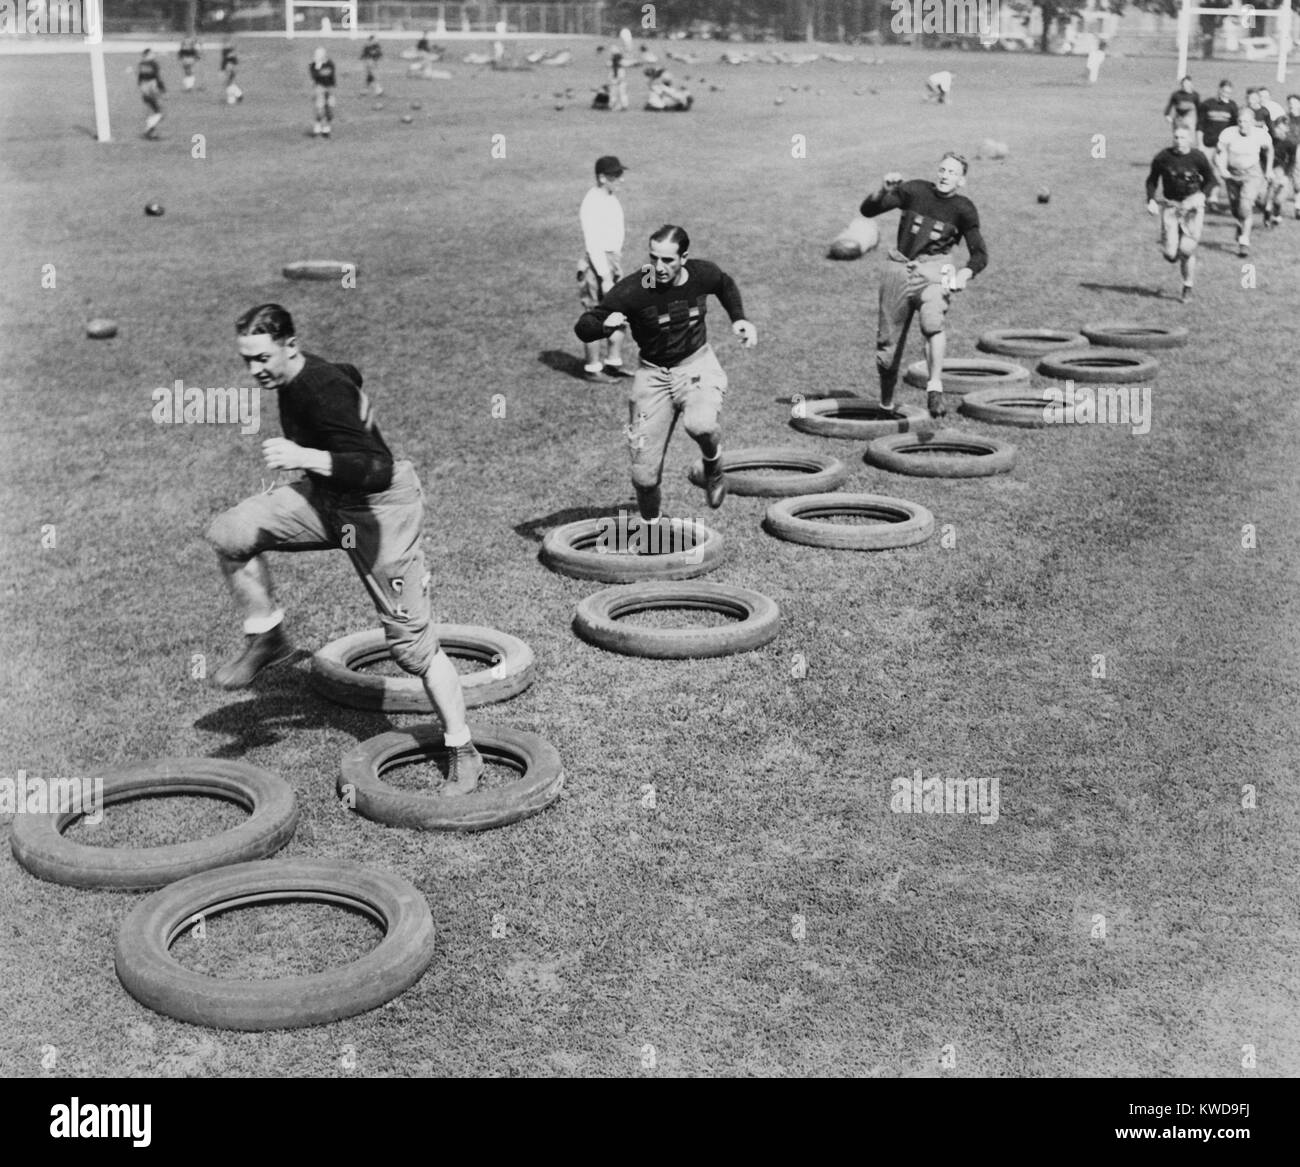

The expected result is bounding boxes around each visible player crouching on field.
[206,304,486,795]
[860,153,988,419]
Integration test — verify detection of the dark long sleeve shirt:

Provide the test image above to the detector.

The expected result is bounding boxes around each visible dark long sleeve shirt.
[574,258,746,367]
[860,179,988,275]
[279,353,393,494]
[1145,147,1217,201]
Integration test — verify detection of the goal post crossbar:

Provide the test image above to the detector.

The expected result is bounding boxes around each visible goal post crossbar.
[1176,1,1292,84]
[286,0,360,38]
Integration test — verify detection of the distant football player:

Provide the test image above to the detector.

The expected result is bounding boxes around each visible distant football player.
[207,304,487,794]
[178,37,200,92]
[138,49,165,139]
[574,225,757,519]
[859,153,988,418]
[360,35,383,96]
[310,47,337,137]
[1263,112,1297,227]
[1164,75,1199,132]
[1146,126,1216,301]
[1216,106,1273,256]
[221,39,242,105]
[577,156,630,382]
[1198,79,1238,209]
[926,70,953,104]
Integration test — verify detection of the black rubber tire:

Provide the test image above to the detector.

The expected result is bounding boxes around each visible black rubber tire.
[790,398,929,439]
[86,319,119,340]
[574,581,781,659]
[1037,348,1159,384]
[1080,321,1188,350]
[282,260,357,281]
[308,625,535,713]
[863,429,1018,478]
[686,446,848,497]
[9,758,298,891]
[976,328,1087,358]
[339,724,564,832]
[764,493,936,550]
[114,859,435,1031]
[540,516,724,582]
[958,386,1059,429]
[902,357,1030,394]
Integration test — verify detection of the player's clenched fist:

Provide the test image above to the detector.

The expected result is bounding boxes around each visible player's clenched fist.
[602,311,628,331]
[732,319,757,347]
[262,437,307,470]
[881,171,903,190]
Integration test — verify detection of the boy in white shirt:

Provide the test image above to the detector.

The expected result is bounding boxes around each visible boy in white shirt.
[577,156,630,382]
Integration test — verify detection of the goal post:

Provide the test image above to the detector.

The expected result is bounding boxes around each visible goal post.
[86,0,110,142]
[1177,0,1292,84]
[285,1,360,38]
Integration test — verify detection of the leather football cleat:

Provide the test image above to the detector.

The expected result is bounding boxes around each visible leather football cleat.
[213,625,294,689]
[441,743,485,796]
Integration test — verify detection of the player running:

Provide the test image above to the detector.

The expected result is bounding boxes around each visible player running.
[859,152,988,419]
[1164,75,1199,131]
[1263,111,1298,227]
[138,49,166,139]
[1198,79,1238,210]
[1216,107,1273,256]
[577,156,630,382]
[221,39,242,104]
[178,37,200,92]
[207,304,486,794]
[360,35,383,96]
[310,47,337,137]
[574,226,757,520]
[1145,126,1216,301]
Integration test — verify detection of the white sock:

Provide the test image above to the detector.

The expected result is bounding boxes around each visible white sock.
[443,727,471,748]
[604,357,623,368]
[584,362,603,373]
[243,610,284,635]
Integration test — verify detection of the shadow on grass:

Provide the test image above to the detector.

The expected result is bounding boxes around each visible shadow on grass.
[195,684,397,757]
[514,503,633,543]
[1078,281,1166,298]
[539,349,589,380]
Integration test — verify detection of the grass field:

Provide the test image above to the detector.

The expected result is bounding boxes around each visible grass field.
[1,35,1298,1078]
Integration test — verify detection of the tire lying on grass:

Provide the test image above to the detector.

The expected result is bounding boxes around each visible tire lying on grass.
[282,260,358,281]
[863,429,1017,477]
[540,516,724,582]
[790,398,928,439]
[10,758,298,891]
[309,625,535,713]
[574,581,781,658]
[339,724,564,831]
[1036,347,1159,384]
[686,447,848,496]
[114,859,435,1031]
[765,493,935,550]
[902,357,1030,394]
[1080,321,1188,350]
[976,328,1087,358]
[958,386,1060,428]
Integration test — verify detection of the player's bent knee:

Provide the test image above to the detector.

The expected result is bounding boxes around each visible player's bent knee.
[1177,238,1197,258]
[630,465,663,489]
[385,621,439,676]
[205,511,252,560]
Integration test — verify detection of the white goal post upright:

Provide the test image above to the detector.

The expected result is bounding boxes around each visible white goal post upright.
[1176,0,1292,84]
[87,0,110,142]
[285,0,360,38]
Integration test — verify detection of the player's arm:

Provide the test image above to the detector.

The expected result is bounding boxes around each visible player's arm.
[860,173,905,217]
[707,266,756,346]
[1145,157,1163,211]
[575,279,632,342]
[278,379,391,491]
[1261,133,1274,174]
[1195,151,1217,198]
[953,208,987,289]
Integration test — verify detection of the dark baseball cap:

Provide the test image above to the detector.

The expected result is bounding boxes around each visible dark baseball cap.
[596,156,627,178]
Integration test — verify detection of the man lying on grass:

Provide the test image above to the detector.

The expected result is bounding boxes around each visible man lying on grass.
[206,303,485,795]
